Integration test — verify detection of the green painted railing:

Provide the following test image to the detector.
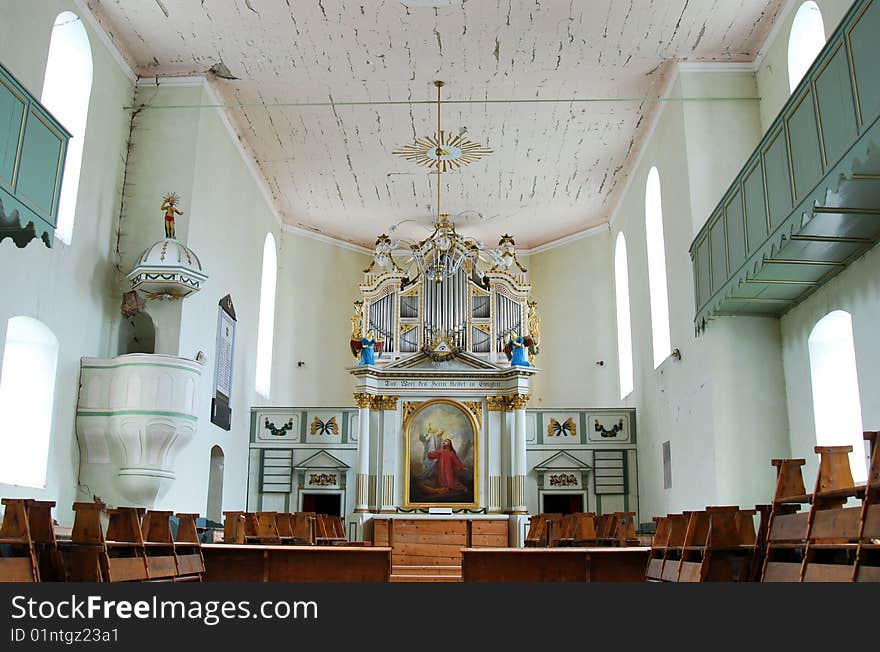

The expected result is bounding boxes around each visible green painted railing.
[0,60,71,248]
[690,0,880,329]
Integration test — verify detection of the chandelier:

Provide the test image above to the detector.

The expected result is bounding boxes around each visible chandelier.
[373,81,517,283]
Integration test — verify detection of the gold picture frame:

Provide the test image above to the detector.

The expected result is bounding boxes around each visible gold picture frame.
[404,398,479,509]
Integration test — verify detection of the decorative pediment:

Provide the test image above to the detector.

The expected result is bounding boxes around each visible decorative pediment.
[382,350,503,371]
[533,451,591,472]
[293,450,350,471]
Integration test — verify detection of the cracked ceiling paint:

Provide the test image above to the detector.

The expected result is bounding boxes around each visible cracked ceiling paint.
[86,0,786,249]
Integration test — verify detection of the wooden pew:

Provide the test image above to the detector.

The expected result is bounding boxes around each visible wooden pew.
[645,515,672,581]
[462,547,651,582]
[173,513,205,581]
[141,511,178,581]
[801,446,862,581]
[0,499,39,582]
[855,432,880,581]
[315,514,347,545]
[275,513,296,544]
[659,513,689,581]
[524,513,562,547]
[202,544,392,581]
[103,506,150,582]
[245,512,282,545]
[223,511,246,544]
[292,512,316,546]
[24,500,65,581]
[761,458,811,582]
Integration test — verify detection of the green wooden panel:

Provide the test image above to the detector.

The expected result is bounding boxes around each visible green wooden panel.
[786,90,823,200]
[15,109,62,223]
[849,0,880,125]
[0,78,25,191]
[763,128,792,229]
[695,239,711,308]
[709,216,728,293]
[815,44,858,165]
[743,162,768,253]
[724,189,746,273]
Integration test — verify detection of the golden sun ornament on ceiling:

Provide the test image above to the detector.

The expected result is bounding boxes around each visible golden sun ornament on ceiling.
[392,81,493,173]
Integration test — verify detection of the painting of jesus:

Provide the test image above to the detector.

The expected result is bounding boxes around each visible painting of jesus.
[405,399,478,508]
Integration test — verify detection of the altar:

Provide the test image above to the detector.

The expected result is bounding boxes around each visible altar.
[347,348,538,543]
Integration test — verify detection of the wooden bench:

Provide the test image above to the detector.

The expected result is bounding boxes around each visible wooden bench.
[222,511,246,544]
[761,458,812,582]
[202,544,391,581]
[173,513,205,581]
[315,514,347,545]
[645,515,672,581]
[855,432,880,581]
[0,498,39,582]
[141,510,179,581]
[524,513,562,547]
[801,446,862,581]
[462,547,650,582]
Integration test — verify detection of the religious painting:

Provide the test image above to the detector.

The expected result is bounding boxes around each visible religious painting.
[404,399,479,508]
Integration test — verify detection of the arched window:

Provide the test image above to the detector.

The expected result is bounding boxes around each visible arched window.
[615,233,634,399]
[645,167,671,368]
[808,310,867,482]
[41,12,93,245]
[788,1,825,93]
[0,317,60,488]
[255,233,277,398]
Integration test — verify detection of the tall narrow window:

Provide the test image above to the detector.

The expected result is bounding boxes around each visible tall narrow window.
[255,233,277,398]
[41,12,93,245]
[615,233,634,399]
[0,317,60,488]
[645,167,671,368]
[788,1,825,93]
[808,311,867,482]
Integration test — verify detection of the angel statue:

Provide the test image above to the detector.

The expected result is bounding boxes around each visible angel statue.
[161,192,184,239]
[504,331,537,368]
[350,329,385,366]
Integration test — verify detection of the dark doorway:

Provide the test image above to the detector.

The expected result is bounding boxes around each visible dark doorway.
[301,493,342,516]
[542,493,584,515]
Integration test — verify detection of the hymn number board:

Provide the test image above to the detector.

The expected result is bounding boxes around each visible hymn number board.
[211,295,236,430]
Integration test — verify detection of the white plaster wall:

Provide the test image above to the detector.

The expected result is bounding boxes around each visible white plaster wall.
[272,234,370,407]
[528,230,620,409]
[0,1,133,525]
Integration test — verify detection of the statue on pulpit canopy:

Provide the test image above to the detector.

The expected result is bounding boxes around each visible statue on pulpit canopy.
[161,192,184,239]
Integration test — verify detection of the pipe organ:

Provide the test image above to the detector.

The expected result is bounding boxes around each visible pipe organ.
[355,262,535,364]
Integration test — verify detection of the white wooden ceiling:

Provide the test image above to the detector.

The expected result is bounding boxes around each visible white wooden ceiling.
[88,0,786,249]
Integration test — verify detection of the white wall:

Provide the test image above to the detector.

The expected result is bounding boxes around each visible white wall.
[273,234,370,407]
[528,230,620,409]
[0,1,133,524]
